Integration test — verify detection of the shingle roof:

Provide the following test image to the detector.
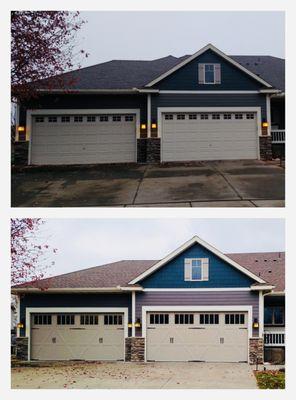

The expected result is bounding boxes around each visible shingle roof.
[39,53,284,91]
[13,252,285,292]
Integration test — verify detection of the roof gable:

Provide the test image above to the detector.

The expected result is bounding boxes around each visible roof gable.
[129,236,266,285]
[145,43,272,89]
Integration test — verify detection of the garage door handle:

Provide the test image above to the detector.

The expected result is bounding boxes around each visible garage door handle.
[147,327,156,329]
[117,328,124,330]
[188,327,205,329]
[239,328,247,330]
[69,328,86,330]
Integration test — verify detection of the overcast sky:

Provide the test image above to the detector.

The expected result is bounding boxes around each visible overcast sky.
[32,219,285,278]
[76,11,285,68]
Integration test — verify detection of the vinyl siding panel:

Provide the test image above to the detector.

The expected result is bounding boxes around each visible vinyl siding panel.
[19,293,132,336]
[153,49,265,90]
[136,290,259,336]
[151,93,266,121]
[140,243,255,288]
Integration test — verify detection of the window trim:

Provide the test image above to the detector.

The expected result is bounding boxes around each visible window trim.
[186,258,208,281]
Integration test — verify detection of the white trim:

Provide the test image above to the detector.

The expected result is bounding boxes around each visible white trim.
[132,291,136,337]
[25,307,128,362]
[147,93,151,138]
[259,291,264,338]
[250,285,275,291]
[265,291,285,296]
[143,288,252,292]
[142,305,253,363]
[36,89,139,94]
[129,235,265,285]
[260,89,282,94]
[266,94,271,136]
[12,287,129,293]
[145,43,272,88]
[26,108,141,165]
[16,294,20,337]
[159,90,260,94]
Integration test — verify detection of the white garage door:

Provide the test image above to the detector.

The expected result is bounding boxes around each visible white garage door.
[31,313,125,361]
[31,113,137,165]
[161,112,258,161]
[146,312,248,362]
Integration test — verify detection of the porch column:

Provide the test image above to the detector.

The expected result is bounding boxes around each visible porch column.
[266,94,271,136]
[16,294,20,337]
[147,93,151,138]
[132,291,136,337]
[259,291,264,338]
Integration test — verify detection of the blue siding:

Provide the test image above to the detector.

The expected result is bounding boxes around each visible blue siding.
[136,290,259,336]
[153,49,264,90]
[140,243,255,288]
[151,93,266,122]
[19,293,132,336]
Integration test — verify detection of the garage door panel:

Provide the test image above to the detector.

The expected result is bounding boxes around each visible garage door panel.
[31,313,125,361]
[31,114,136,165]
[147,312,248,362]
[162,112,258,161]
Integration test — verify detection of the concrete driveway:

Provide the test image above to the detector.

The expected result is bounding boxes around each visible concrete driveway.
[11,361,258,389]
[11,160,285,207]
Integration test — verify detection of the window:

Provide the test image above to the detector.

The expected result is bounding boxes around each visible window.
[100,115,109,122]
[200,114,209,120]
[177,114,185,120]
[184,258,209,281]
[80,314,99,325]
[246,113,255,119]
[61,116,70,123]
[189,114,197,120]
[235,113,243,120]
[104,314,123,325]
[164,114,173,120]
[264,306,284,325]
[112,115,121,122]
[48,116,57,123]
[225,314,245,325]
[204,64,215,84]
[223,114,231,120]
[125,115,134,121]
[200,314,219,325]
[149,313,169,324]
[212,114,220,120]
[34,314,52,325]
[35,117,44,123]
[57,314,75,325]
[74,116,83,122]
[175,314,194,324]
[87,115,96,122]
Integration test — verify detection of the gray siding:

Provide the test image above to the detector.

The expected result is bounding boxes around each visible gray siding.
[151,93,267,122]
[136,291,259,336]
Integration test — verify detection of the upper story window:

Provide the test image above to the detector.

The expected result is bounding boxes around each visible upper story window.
[198,63,221,85]
[264,306,285,326]
[184,258,209,281]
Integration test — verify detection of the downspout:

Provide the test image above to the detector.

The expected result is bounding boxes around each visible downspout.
[132,291,136,337]
[147,94,151,138]
[266,94,271,136]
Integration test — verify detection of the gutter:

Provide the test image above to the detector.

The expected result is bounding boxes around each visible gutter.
[250,285,275,291]
[11,286,143,294]
[36,88,160,94]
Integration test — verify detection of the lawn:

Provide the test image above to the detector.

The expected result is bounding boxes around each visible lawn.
[255,370,285,389]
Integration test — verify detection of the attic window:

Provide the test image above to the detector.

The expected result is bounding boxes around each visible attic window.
[184,258,209,281]
[198,63,221,84]
[205,64,215,83]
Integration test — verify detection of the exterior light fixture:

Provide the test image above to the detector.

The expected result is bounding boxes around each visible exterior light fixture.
[253,318,259,329]
[128,322,133,328]
[140,123,147,130]
[17,322,24,329]
[151,123,157,129]
[262,122,269,128]
[134,318,141,328]
[17,126,25,132]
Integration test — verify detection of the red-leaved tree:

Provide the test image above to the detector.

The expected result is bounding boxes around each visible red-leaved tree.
[11,11,88,101]
[11,219,57,286]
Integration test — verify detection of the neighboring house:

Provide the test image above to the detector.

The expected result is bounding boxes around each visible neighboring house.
[11,236,285,364]
[15,44,285,164]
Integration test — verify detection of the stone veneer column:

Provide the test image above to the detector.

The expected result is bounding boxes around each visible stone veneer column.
[249,338,264,364]
[259,136,273,160]
[146,138,160,163]
[15,337,29,360]
[125,337,145,362]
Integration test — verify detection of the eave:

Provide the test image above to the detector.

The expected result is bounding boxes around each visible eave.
[11,286,144,294]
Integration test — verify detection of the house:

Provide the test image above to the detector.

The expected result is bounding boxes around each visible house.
[11,236,285,364]
[15,44,285,165]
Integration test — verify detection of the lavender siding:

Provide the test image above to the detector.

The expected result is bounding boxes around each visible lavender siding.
[136,291,259,336]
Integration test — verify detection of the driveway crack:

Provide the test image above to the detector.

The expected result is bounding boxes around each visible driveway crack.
[132,165,149,205]
[210,163,243,200]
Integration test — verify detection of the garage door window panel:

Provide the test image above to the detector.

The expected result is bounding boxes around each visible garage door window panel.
[61,116,70,123]
[48,116,57,123]
[149,313,169,324]
[104,314,123,325]
[212,114,220,120]
[112,115,121,122]
[225,314,245,325]
[235,113,243,120]
[33,314,52,325]
[74,116,83,123]
[87,115,96,122]
[80,314,99,325]
[200,114,209,120]
[35,117,44,123]
[175,314,194,324]
[200,313,219,324]
[57,314,75,325]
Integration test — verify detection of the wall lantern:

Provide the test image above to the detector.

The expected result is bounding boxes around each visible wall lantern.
[17,322,24,329]
[140,123,147,130]
[128,322,133,328]
[262,121,269,128]
[17,126,25,132]
[134,318,141,328]
[151,123,157,129]
[253,318,259,329]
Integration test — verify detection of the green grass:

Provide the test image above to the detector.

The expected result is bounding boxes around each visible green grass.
[255,371,285,389]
